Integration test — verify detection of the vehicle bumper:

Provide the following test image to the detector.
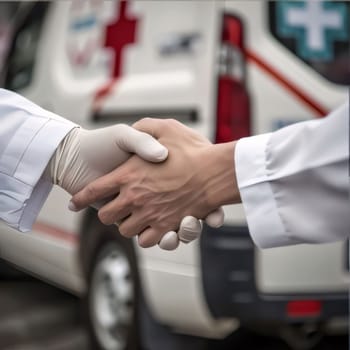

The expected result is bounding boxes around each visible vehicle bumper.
[200,225,348,324]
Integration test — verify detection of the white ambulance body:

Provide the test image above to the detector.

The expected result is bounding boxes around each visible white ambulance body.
[0,1,348,349]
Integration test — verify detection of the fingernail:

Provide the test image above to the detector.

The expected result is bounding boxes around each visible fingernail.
[68,200,78,212]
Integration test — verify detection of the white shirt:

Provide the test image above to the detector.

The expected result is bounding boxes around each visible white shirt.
[235,102,349,248]
[0,89,75,231]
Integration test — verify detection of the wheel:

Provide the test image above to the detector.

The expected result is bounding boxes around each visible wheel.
[80,213,209,350]
[82,216,139,350]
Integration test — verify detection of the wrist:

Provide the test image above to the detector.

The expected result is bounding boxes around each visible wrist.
[203,141,240,209]
[46,127,81,189]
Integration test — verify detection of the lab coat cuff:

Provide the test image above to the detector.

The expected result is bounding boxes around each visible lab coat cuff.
[19,120,77,231]
[1,120,76,232]
[235,134,298,248]
[0,173,52,232]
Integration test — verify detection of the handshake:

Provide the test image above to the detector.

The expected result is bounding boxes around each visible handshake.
[47,118,240,250]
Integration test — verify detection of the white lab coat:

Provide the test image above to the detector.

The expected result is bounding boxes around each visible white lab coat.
[235,102,349,248]
[0,89,75,232]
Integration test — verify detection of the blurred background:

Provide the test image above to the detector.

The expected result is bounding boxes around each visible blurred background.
[0,1,349,350]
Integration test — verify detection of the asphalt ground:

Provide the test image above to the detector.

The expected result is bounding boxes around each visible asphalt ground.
[0,268,348,350]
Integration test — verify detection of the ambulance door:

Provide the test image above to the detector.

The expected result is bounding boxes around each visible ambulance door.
[224,0,349,297]
[256,0,349,297]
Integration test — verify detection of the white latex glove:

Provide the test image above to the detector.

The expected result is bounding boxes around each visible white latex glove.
[47,125,168,195]
[159,207,225,251]
[46,124,223,249]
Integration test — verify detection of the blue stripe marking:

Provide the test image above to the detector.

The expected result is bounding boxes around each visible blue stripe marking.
[70,15,97,31]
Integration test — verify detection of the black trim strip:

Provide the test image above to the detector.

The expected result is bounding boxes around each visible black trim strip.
[92,109,199,124]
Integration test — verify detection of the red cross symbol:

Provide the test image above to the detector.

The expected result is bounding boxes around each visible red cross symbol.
[94,0,139,109]
[104,0,138,78]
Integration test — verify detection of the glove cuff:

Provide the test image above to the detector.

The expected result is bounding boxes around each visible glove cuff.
[44,127,81,189]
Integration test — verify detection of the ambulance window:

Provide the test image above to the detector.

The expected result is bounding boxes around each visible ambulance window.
[268,1,350,85]
[4,2,49,91]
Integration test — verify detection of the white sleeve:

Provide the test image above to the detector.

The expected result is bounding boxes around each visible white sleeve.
[0,89,77,232]
[235,102,349,249]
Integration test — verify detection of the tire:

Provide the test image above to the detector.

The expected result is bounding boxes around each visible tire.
[82,218,139,350]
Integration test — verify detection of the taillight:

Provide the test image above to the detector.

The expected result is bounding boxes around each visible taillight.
[215,14,251,143]
[287,300,322,318]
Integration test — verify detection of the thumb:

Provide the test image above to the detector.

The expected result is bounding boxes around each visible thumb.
[115,124,168,162]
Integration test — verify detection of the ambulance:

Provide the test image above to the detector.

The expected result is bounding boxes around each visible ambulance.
[0,1,348,349]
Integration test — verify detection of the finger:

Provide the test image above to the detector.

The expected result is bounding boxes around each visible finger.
[178,216,202,243]
[97,196,130,226]
[115,213,131,226]
[98,197,131,226]
[158,231,180,251]
[204,207,225,228]
[118,213,149,239]
[115,124,168,162]
[90,197,113,211]
[70,171,122,211]
[137,227,164,248]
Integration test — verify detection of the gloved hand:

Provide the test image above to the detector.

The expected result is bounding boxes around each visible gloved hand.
[46,125,224,250]
[159,208,224,250]
[46,125,168,195]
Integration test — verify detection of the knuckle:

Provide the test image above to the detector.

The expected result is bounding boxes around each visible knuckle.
[116,195,128,209]
[133,117,152,129]
[118,225,134,238]
[126,189,148,208]
[114,123,127,132]
[141,117,154,123]
[118,225,129,237]
[124,189,136,206]
[156,221,168,232]
[132,193,148,207]
[86,184,97,200]
[166,118,179,127]
[156,217,177,231]
[138,239,149,248]
[142,211,160,227]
